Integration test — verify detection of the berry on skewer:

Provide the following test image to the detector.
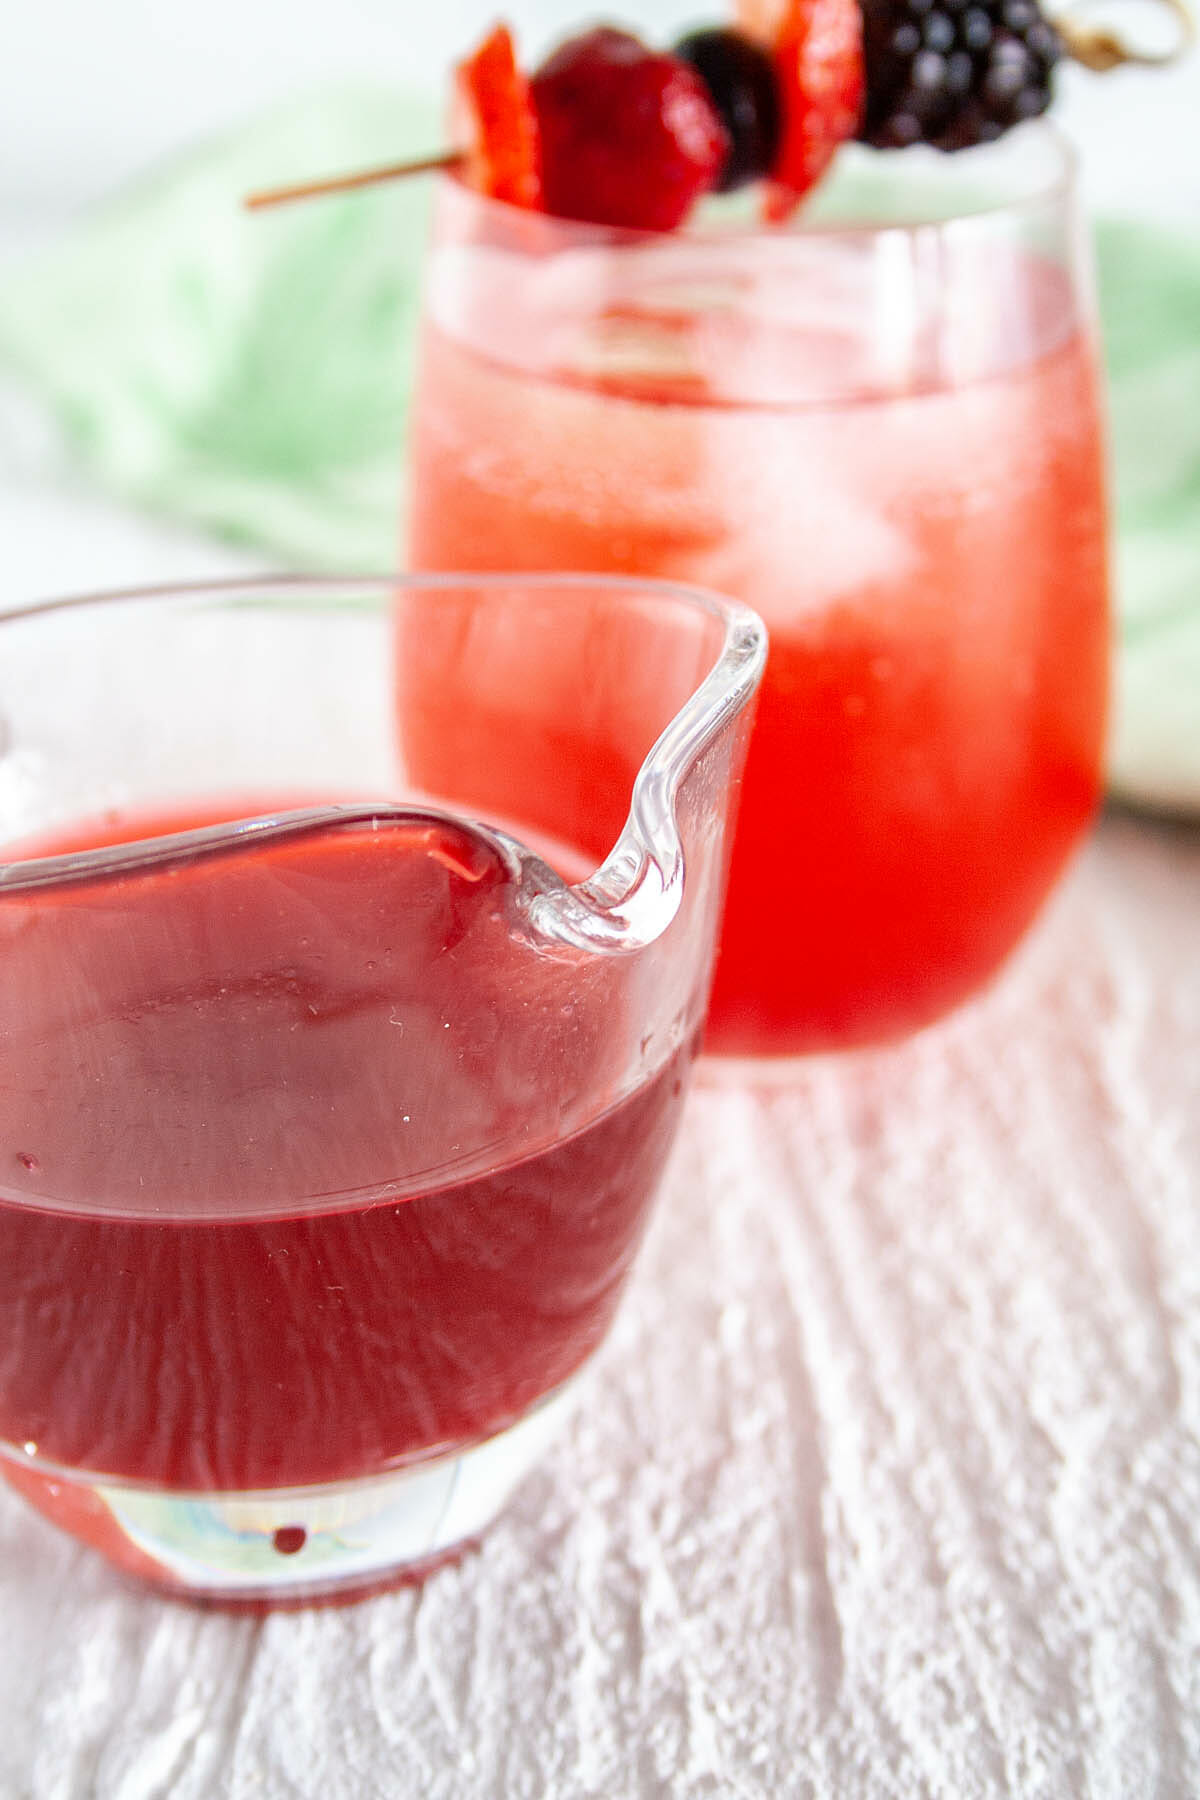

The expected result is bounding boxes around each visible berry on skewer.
[857,0,1064,150]
[531,27,730,230]
[453,23,542,208]
[672,28,783,192]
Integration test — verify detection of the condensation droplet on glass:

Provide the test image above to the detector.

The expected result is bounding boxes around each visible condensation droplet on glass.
[22,1441,37,1457]
[16,1152,39,1173]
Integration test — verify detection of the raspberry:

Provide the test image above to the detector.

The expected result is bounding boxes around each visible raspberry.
[451,23,542,208]
[674,27,782,192]
[530,27,730,231]
[858,0,1063,149]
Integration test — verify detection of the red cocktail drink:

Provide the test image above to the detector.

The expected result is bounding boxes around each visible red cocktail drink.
[410,133,1109,1055]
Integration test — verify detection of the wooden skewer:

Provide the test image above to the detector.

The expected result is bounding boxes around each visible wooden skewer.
[244,149,461,211]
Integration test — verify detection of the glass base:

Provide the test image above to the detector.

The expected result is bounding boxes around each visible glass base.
[0,1376,579,1607]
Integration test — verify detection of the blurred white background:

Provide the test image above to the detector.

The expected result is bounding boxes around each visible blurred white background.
[1,1,1197,225]
[3,3,691,219]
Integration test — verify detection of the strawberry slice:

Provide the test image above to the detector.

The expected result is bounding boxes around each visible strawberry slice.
[452,23,543,209]
[738,0,864,220]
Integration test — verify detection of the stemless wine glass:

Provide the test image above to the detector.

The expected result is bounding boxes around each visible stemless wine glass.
[408,125,1110,1061]
[0,573,763,1606]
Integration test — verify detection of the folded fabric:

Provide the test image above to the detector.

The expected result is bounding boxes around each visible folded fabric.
[0,88,437,571]
[1095,218,1200,814]
[0,94,1195,810]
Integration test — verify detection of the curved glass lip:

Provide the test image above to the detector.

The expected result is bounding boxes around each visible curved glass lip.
[0,572,767,954]
[435,120,1078,247]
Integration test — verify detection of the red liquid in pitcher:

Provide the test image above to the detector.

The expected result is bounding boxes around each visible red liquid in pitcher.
[0,807,690,1495]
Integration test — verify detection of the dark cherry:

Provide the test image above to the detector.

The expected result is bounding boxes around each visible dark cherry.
[673,27,782,192]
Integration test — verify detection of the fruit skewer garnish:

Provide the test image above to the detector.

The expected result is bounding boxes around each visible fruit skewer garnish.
[245,0,1193,228]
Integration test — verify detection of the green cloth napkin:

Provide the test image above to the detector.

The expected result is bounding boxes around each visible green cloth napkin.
[1096,218,1200,814]
[0,88,437,570]
[0,94,1196,810]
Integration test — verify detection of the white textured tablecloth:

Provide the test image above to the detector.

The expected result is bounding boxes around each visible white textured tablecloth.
[2,810,1197,1800]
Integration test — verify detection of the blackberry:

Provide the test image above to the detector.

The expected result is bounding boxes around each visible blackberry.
[858,0,1064,150]
[673,27,782,191]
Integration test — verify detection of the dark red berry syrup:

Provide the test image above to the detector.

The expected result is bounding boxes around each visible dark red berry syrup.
[0,806,691,1496]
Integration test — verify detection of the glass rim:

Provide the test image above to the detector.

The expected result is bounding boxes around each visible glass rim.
[0,572,767,954]
[434,119,1079,247]
[1,568,759,634]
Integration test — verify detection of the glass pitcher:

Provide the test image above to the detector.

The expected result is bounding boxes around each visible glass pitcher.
[0,573,764,1605]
